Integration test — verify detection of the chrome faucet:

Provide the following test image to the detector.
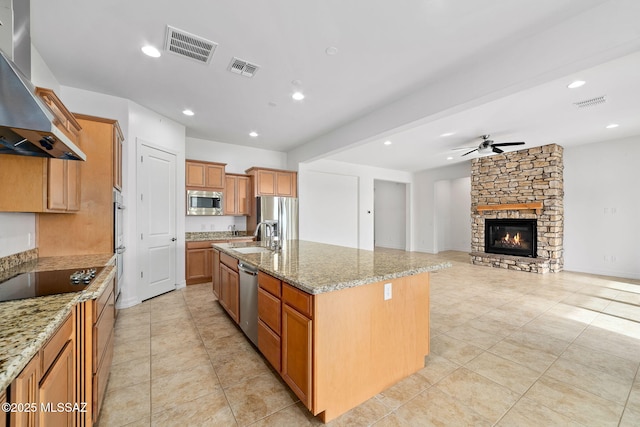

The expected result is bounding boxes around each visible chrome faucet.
[254,220,279,250]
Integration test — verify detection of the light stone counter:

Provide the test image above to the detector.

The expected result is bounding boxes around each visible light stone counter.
[185,231,253,242]
[214,240,451,294]
[0,253,116,391]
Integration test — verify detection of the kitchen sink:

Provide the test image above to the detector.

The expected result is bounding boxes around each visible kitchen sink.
[232,246,272,254]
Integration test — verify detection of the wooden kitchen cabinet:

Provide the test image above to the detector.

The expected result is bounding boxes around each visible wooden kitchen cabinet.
[1,389,6,427]
[212,248,221,298]
[186,160,226,190]
[36,115,123,257]
[10,311,75,427]
[0,155,80,213]
[186,241,214,285]
[245,167,297,197]
[9,354,39,427]
[281,283,313,408]
[35,87,82,145]
[224,174,250,215]
[79,277,116,424]
[219,256,240,323]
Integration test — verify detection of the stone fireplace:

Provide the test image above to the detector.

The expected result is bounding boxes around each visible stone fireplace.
[470,144,564,273]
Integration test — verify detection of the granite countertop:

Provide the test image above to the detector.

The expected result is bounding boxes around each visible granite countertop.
[186,231,254,242]
[214,240,451,294]
[0,253,116,391]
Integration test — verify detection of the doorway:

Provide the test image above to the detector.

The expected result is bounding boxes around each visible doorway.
[137,141,177,301]
[374,180,407,250]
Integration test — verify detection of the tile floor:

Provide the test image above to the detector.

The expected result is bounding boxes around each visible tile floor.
[97,251,640,426]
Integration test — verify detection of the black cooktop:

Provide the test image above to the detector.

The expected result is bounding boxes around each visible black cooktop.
[0,267,104,303]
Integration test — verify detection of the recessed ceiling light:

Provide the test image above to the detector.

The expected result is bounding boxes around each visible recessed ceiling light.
[182,109,194,116]
[446,156,454,160]
[440,132,455,137]
[567,80,586,89]
[141,45,161,58]
[249,131,259,137]
[606,123,619,129]
[325,46,339,55]
[292,91,305,101]
[384,140,392,146]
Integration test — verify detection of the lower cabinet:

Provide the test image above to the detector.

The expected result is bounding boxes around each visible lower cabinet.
[10,311,75,427]
[219,253,240,323]
[256,271,313,409]
[212,248,221,298]
[186,239,253,285]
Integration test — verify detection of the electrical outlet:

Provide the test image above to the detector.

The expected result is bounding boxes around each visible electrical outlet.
[384,283,392,300]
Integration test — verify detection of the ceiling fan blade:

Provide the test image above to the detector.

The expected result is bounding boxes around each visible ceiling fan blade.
[461,148,478,156]
[491,142,525,147]
[492,146,504,154]
[451,146,477,151]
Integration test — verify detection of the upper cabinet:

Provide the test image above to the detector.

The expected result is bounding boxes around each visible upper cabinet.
[224,174,250,216]
[0,155,80,213]
[35,87,82,146]
[186,160,226,190]
[0,88,83,213]
[246,167,297,197]
[37,115,123,256]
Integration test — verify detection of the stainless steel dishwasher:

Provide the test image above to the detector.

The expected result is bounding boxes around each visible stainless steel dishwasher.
[238,262,259,346]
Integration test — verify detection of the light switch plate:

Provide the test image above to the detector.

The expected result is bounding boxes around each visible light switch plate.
[384,283,392,300]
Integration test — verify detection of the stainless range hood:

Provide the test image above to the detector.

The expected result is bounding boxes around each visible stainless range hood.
[0,0,86,160]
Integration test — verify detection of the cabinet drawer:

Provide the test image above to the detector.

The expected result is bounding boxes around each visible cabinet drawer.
[187,240,225,250]
[220,252,238,270]
[282,283,313,319]
[258,288,281,334]
[94,278,115,320]
[40,313,73,376]
[93,290,115,372]
[258,271,281,297]
[258,319,281,372]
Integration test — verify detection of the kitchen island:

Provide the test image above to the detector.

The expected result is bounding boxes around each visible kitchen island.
[213,240,450,422]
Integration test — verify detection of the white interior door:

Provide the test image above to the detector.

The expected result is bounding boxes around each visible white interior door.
[137,142,177,301]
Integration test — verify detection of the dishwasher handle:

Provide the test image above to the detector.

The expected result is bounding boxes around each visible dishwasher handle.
[238,262,258,276]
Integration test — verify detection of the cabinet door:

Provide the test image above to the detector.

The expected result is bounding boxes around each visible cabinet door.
[186,162,206,187]
[186,248,211,285]
[1,389,6,427]
[224,175,237,215]
[227,268,240,323]
[276,172,296,197]
[256,170,276,195]
[281,304,312,408]
[212,249,221,298]
[205,164,225,189]
[113,127,123,191]
[219,263,230,311]
[237,176,250,215]
[47,158,67,210]
[66,160,81,211]
[39,341,74,427]
[10,354,39,427]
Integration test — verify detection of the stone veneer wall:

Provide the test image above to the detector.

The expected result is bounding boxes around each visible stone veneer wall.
[470,144,564,273]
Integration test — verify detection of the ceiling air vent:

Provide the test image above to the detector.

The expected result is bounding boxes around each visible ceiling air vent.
[164,25,217,64]
[228,57,260,78]
[573,95,607,109]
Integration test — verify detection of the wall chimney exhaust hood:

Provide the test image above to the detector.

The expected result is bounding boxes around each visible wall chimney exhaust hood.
[0,0,86,160]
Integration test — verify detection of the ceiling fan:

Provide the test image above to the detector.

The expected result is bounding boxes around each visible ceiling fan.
[458,135,525,156]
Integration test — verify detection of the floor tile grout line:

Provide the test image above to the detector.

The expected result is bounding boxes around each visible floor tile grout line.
[618,362,640,427]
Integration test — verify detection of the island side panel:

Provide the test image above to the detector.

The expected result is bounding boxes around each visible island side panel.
[313,272,430,422]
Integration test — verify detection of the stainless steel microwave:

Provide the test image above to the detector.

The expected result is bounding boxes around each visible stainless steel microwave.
[186,190,223,215]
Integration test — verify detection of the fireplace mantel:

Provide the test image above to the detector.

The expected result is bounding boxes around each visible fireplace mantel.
[476,202,543,215]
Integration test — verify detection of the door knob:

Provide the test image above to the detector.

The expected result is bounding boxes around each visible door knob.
[171,238,177,242]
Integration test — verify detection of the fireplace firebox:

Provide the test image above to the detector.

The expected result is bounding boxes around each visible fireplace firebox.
[485,219,537,258]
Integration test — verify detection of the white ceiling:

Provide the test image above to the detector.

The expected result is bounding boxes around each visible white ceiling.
[30,0,640,172]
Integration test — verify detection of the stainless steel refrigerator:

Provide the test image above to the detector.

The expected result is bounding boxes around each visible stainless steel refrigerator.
[255,196,299,245]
